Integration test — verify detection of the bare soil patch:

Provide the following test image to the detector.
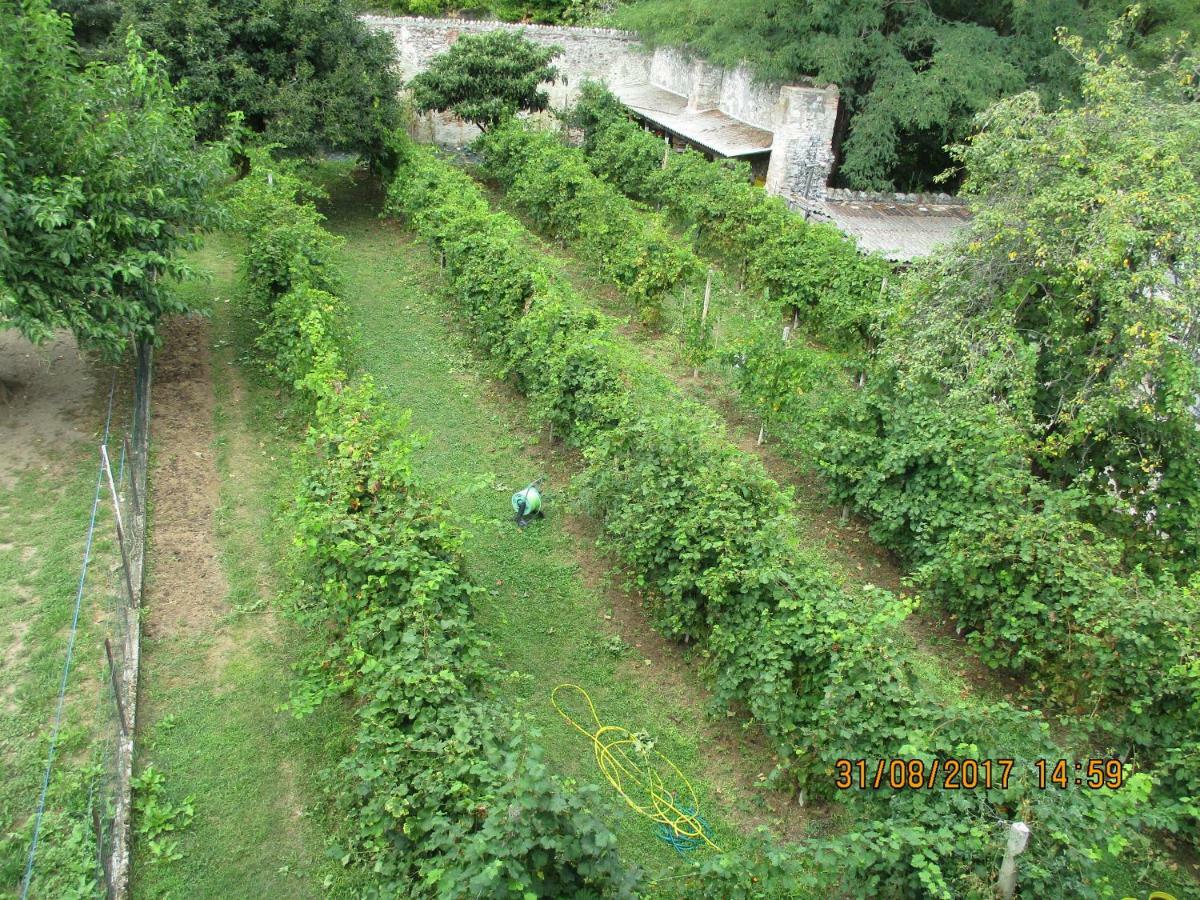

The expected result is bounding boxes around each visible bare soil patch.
[0,330,98,488]
[142,316,229,640]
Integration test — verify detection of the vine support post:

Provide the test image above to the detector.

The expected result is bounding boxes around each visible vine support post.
[104,638,128,737]
[100,445,136,610]
[694,270,712,378]
[997,821,1030,899]
[661,135,670,169]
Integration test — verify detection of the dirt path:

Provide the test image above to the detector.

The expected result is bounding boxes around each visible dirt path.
[142,316,229,640]
[0,331,100,489]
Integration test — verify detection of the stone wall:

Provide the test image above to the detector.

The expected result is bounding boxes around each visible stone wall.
[765,84,839,202]
[363,15,648,143]
[362,15,842,202]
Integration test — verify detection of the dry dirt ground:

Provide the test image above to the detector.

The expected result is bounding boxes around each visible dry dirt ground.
[141,316,229,640]
[0,330,99,489]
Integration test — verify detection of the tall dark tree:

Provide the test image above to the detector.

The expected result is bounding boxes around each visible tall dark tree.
[122,0,403,161]
[409,30,561,132]
[0,1,226,357]
[615,0,1198,191]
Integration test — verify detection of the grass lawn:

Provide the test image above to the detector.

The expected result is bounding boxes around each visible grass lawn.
[130,236,361,899]
[318,166,820,885]
[0,331,130,896]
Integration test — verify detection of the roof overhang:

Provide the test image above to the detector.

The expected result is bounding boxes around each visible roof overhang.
[610,82,773,159]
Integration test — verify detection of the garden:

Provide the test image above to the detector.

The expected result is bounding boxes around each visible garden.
[2,1,1198,897]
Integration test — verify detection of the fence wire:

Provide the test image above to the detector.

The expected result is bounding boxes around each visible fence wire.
[19,342,151,900]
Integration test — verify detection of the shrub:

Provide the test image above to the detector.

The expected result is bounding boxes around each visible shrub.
[230,156,639,896]
[385,141,1177,891]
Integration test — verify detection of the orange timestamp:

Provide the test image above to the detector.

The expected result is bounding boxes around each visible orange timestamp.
[834,757,1129,791]
[834,758,1015,790]
[1034,757,1126,790]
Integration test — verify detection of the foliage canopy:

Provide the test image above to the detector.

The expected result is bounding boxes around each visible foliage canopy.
[0,1,226,356]
[896,26,1200,574]
[121,0,403,160]
[409,30,561,131]
[615,0,1200,190]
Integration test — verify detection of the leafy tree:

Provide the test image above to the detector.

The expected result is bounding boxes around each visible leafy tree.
[122,0,403,160]
[409,30,560,131]
[50,0,121,48]
[615,0,1199,191]
[0,1,226,357]
[882,22,1200,574]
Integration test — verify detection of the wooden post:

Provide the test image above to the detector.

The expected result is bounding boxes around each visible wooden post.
[693,270,712,378]
[122,435,138,514]
[661,135,670,169]
[100,445,137,609]
[105,638,128,737]
[997,821,1030,899]
[92,801,113,899]
[782,325,791,343]
[757,423,765,446]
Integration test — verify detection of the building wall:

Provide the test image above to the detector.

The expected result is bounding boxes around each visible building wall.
[718,65,780,132]
[363,15,649,144]
[362,15,839,200]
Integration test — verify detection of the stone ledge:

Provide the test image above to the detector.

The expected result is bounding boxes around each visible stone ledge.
[824,186,966,207]
[360,14,640,40]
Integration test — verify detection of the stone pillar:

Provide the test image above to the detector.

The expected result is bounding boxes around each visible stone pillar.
[687,59,722,112]
[764,83,839,205]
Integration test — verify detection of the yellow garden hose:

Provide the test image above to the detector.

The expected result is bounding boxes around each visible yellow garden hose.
[551,683,722,853]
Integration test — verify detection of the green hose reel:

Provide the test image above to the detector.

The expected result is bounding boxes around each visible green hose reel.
[512,479,545,527]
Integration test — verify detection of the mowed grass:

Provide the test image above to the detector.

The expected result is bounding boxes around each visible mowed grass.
[318,166,814,884]
[131,236,362,899]
[0,345,130,895]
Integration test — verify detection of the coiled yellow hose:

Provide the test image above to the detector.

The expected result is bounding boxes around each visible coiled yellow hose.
[551,683,722,853]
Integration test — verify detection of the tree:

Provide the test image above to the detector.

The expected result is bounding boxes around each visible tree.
[615,0,1200,191]
[0,1,227,357]
[882,21,1200,574]
[122,0,403,161]
[409,30,561,132]
[50,0,121,48]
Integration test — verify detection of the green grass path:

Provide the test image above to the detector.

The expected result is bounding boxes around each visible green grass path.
[131,237,359,899]
[320,169,815,882]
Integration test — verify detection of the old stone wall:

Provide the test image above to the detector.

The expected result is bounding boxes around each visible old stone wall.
[363,16,841,202]
[765,84,839,202]
[363,15,649,144]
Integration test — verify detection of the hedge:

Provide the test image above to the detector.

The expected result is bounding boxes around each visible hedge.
[225,153,639,898]
[385,138,1172,897]
[567,85,1200,830]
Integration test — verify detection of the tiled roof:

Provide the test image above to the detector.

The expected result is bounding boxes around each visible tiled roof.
[610,83,773,158]
[816,198,972,262]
